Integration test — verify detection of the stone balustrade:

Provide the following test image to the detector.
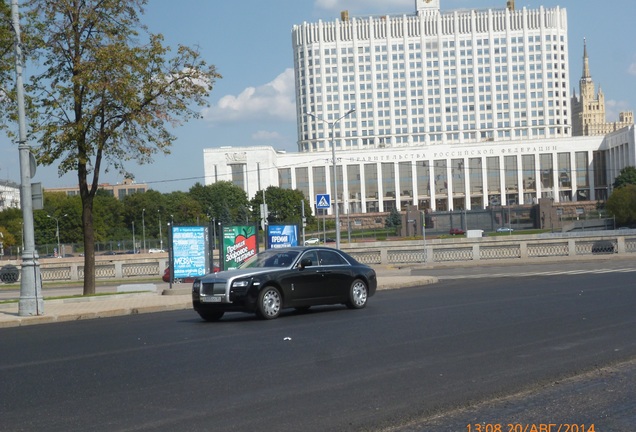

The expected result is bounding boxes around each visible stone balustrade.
[1,232,635,283]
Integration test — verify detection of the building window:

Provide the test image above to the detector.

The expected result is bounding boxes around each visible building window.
[575,152,589,201]
[540,153,554,193]
[434,160,447,196]
[381,163,396,200]
[312,166,326,195]
[451,159,465,199]
[295,167,310,199]
[278,168,292,190]
[230,164,246,190]
[487,157,501,205]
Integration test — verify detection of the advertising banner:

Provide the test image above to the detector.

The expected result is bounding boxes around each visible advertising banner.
[171,226,208,278]
[267,225,298,248]
[223,225,257,270]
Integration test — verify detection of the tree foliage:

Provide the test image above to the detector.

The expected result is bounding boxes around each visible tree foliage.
[15,0,220,294]
[385,207,402,228]
[613,166,636,189]
[606,184,636,226]
[163,191,202,226]
[189,182,249,224]
[0,1,17,118]
[250,187,313,225]
[0,208,21,249]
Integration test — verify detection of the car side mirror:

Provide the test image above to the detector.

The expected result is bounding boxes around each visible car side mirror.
[299,258,312,269]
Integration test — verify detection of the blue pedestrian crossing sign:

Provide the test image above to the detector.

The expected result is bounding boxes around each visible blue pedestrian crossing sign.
[316,194,331,209]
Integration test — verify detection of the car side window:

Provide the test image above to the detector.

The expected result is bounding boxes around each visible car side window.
[299,251,319,267]
[317,250,347,266]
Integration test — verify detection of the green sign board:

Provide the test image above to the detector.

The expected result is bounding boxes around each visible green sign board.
[222,225,258,270]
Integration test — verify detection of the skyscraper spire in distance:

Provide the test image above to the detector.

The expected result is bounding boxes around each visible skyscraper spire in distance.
[582,38,591,80]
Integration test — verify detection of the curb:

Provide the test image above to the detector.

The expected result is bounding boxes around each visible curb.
[0,275,438,329]
[0,300,192,329]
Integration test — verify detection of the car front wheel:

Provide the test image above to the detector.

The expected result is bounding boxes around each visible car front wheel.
[346,279,368,309]
[198,310,225,322]
[257,286,282,319]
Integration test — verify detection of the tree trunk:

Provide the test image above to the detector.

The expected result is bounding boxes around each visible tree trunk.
[81,193,96,295]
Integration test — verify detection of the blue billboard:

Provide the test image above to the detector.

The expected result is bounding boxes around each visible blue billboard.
[172,226,208,278]
[267,225,298,249]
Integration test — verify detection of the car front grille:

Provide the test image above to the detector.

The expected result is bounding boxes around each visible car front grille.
[201,282,227,296]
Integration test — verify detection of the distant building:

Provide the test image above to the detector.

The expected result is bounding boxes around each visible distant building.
[203,1,636,214]
[294,0,572,152]
[46,177,147,200]
[0,180,21,211]
[571,39,634,136]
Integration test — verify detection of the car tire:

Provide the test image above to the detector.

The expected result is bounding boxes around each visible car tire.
[198,310,225,322]
[256,286,282,320]
[346,279,368,309]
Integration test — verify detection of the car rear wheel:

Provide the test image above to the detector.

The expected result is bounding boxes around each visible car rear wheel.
[346,279,368,309]
[257,287,282,320]
[198,310,225,322]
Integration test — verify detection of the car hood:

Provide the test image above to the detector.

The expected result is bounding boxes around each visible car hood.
[198,267,286,282]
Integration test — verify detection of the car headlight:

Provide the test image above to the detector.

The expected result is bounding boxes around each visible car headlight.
[232,280,250,288]
[193,280,200,289]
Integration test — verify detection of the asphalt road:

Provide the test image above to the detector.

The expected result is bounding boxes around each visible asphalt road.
[1,271,635,432]
[411,256,636,280]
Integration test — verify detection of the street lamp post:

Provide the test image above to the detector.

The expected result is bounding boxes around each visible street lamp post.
[306,108,356,249]
[158,210,163,251]
[47,214,67,258]
[13,0,43,316]
[142,208,146,253]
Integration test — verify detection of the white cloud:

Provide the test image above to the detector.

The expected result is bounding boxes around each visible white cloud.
[202,69,296,123]
[629,61,636,76]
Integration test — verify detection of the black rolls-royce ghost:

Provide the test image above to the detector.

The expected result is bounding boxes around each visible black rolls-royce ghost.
[192,247,377,321]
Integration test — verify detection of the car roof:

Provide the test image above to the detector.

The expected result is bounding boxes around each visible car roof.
[268,246,333,252]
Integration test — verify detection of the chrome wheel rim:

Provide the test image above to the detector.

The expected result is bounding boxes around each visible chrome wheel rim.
[262,289,281,317]
[352,281,368,307]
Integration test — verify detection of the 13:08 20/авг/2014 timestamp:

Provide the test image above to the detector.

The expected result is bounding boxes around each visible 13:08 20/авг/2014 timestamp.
[467,424,596,432]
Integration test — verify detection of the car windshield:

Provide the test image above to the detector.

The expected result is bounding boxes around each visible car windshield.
[238,250,300,269]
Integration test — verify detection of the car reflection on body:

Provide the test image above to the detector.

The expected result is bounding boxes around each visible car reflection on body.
[192,246,377,321]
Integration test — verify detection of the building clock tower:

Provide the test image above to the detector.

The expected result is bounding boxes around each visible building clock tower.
[416,0,440,12]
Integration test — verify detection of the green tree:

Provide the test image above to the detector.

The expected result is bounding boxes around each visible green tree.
[121,190,166,243]
[20,0,220,294]
[189,182,249,224]
[613,166,636,189]
[250,187,312,225]
[0,206,21,254]
[385,207,402,230]
[163,191,202,225]
[94,190,125,243]
[0,2,17,113]
[606,184,636,226]
[33,192,83,250]
[0,225,16,252]
[0,208,23,254]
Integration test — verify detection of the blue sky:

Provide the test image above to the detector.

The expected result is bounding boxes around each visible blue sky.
[1,0,635,194]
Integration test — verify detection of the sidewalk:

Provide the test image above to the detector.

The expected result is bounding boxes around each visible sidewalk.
[0,267,437,328]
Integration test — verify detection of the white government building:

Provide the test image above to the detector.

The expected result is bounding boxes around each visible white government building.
[203,0,635,216]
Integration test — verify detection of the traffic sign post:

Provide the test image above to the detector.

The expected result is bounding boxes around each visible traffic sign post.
[316,194,331,209]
